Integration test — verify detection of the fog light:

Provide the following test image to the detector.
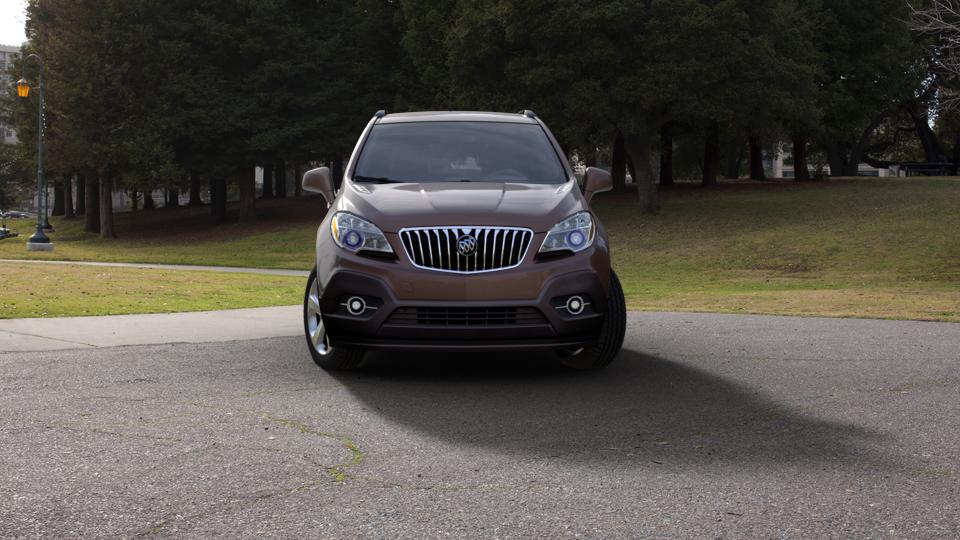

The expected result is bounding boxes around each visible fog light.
[346,296,367,316]
[566,295,585,315]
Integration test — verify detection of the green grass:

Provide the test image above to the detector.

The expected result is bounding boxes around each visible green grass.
[0,199,320,269]
[0,262,303,318]
[604,177,960,322]
[2,177,959,321]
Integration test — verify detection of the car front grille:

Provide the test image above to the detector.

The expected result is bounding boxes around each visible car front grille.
[398,226,533,273]
[385,306,548,326]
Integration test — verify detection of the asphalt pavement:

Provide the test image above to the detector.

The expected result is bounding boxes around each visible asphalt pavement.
[1,312,958,537]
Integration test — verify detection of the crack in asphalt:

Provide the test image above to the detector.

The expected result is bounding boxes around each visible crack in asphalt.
[261,413,364,482]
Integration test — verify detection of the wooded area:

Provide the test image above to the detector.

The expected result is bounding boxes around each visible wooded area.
[2,0,959,237]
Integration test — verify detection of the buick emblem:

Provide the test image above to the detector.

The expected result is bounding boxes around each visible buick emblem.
[457,234,478,256]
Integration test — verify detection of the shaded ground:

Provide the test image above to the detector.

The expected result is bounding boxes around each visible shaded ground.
[1,312,958,537]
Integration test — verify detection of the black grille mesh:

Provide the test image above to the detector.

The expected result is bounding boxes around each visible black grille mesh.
[386,306,547,326]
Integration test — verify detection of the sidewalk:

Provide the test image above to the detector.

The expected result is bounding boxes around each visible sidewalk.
[0,305,302,353]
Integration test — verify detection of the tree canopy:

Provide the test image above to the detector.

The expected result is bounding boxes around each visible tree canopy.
[1,0,946,230]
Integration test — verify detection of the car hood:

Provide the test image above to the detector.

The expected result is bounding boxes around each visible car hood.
[335,180,586,233]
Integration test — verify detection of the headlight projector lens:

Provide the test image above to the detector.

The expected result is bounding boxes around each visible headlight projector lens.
[566,230,586,248]
[343,230,363,249]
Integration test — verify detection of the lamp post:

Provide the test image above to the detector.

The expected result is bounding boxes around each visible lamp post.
[17,52,54,251]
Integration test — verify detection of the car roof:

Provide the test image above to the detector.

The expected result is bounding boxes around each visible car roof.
[378,111,538,124]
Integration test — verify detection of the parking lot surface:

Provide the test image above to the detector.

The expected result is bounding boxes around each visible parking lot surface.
[1,312,958,537]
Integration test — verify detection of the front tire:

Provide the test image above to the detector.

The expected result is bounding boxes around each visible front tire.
[304,268,365,370]
[556,270,627,370]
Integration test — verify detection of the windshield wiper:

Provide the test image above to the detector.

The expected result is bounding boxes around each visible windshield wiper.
[353,175,404,184]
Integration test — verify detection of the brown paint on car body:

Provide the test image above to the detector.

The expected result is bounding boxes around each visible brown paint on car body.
[311,111,613,351]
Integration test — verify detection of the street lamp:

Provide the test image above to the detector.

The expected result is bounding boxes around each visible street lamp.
[18,53,54,251]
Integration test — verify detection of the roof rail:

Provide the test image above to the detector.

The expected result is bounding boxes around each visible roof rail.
[519,109,537,119]
[374,110,386,118]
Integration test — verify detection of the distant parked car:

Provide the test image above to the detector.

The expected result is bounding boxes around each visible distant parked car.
[301,110,626,371]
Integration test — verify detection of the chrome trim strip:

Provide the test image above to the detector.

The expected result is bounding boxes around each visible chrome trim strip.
[398,225,534,274]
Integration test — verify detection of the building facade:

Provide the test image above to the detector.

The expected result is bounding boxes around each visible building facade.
[1,44,21,145]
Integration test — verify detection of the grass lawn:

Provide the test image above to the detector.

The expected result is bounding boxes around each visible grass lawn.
[2,177,958,321]
[0,262,303,318]
[606,177,960,322]
[0,197,324,270]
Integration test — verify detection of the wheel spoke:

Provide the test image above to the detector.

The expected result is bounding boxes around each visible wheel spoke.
[305,276,332,356]
[311,323,323,347]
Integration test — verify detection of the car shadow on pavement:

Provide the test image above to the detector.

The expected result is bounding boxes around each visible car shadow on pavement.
[331,348,894,468]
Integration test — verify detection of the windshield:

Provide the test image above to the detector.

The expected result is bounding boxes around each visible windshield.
[352,121,568,184]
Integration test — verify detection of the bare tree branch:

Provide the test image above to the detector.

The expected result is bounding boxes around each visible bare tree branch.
[911,0,960,109]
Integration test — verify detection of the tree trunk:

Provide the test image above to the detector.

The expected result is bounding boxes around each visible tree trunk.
[659,123,674,188]
[332,157,344,192]
[793,137,810,181]
[99,168,116,239]
[724,138,745,179]
[623,132,659,215]
[64,176,75,218]
[908,107,946,163]
[166,188,179,207]
[275,159,287,197]
[189,171,202,205]
[131,189,139,211]
[52,181,65,216]
[84,176,100,233]
[844,112,887,176]
[951,130,960,175]
[143,190,155,210]
[261,163,274,198]
[611,131,626,193]
[294,163,302,197]
[825,144,846,177]
[702,121,719,186]
[748,136,766,180]
[210,177,227,222]
[76,175,86,215]
[238,166,256,222]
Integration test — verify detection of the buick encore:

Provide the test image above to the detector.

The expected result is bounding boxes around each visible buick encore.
[301,110,626,370]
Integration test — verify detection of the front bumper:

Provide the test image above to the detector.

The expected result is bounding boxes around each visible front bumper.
[315,232,611,352]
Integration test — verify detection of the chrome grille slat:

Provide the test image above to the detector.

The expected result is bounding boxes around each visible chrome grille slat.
[440,229,449,270]
[500,230,507,267]
[417,231,426,265]
[399,226,534,274]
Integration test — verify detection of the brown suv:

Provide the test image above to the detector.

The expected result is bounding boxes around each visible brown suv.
[301,110,626,370]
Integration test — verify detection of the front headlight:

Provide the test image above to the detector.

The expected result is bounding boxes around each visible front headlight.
[330,212,393,254]
[539,211,595,254]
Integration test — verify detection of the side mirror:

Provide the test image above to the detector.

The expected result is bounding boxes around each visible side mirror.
[582,167,613,203]
[302,167,335,206]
